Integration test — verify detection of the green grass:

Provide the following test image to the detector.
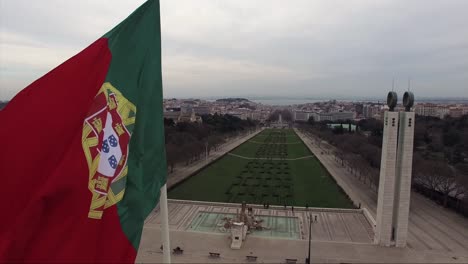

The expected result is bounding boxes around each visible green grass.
[168,128,354,209]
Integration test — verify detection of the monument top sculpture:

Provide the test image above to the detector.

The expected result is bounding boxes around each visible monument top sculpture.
[387,91,398,111]
[403,91,414,112]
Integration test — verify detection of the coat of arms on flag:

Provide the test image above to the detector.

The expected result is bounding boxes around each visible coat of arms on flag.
[82,82,137,219]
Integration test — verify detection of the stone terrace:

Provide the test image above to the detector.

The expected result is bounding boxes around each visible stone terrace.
[144,199,374,243]
[137,200,467,263]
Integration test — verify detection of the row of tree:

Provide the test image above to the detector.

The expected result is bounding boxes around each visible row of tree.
[412,115,468,209]
[414,115,468,164]
[267,109,293,122]
[299,123,381,193]
[165,114,258,173]
[299,114,468,215]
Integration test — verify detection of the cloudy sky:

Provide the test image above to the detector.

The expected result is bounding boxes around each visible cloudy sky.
[1,0,467,100]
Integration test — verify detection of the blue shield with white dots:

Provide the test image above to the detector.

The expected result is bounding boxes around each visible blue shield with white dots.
[108,155,118,169]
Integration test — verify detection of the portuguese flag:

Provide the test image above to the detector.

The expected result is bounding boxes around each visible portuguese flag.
[0,0,166,262]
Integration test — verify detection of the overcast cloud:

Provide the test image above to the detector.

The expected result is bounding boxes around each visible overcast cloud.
[1,0,467,100]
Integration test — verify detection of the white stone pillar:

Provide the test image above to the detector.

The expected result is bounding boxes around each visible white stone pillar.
[375,111,399,246]
[393,111,415,247]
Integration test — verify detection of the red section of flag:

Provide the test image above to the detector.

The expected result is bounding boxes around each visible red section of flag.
[0,38,136,262]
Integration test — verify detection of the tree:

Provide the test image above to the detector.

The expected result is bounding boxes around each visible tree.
[414,160,452,205]
[437,166,465,207]
[267,109,293,122]
[280,109,293,122]
[207,135,225,153]
[358,118,383,137]
[369,168,380,192]
[332,125,344,134]
[166,143,180,173]
[164,117,175,127]
[455,164,468,202]
[428,133,444,152]
[443,129,461,147]
[304,113,468,214]
[163,113,257,171]
[414,122,428,148]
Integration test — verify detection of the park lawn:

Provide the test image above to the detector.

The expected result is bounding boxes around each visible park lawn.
[286,141,314,159]
[168,129,354,209]
[231,141,305,158]
[231,141,262,157]
[232,130,311,159]
[289,159,353,208]
[168,154,248,202]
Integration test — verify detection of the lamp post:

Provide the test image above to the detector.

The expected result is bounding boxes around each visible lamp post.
[306,213,312,264]
[205,141,208,162]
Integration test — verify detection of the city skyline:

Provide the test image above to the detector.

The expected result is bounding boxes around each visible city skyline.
[2,0,468,100]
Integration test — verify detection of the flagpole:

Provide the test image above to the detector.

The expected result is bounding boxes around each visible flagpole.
[160,184,171,263]
[157,0,170,261]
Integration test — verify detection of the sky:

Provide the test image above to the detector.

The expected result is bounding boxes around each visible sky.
[1,0,468,100]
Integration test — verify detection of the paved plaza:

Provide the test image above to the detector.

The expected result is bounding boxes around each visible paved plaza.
[143,200,373,243]
[137,200,467,263]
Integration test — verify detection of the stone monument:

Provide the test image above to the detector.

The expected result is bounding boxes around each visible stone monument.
[375,91,415,247]
[375,91,399,247]
[223,202,269,249]
[393,92,415,247]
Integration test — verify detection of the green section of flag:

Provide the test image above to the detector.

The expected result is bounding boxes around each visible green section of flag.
[103,0,166,249]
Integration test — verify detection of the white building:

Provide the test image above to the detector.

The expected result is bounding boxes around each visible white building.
[414,103,439,118]
[310,111,354,122]
[363,105,381,119]
[293,111,312,122]
[193,105,211,115]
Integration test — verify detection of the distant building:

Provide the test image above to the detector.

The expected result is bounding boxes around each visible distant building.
[251,112,262,121]
[363,105,380,119]
[164,108,202,123]
[449,107,464,118]
[355,104,364,115]
[193,105,211,115]
[178,111,202,123]
[229,113,246,120]
[163,110,181,121]
[415,104,455,119]
[437,107,449,119]
[310,111,354,122]
[293,111,312,122]
[415,103,438,117]
[251,111,269,122]
[166,107,181,112]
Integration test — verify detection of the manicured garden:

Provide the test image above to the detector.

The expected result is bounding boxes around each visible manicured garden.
[168,129,354,208]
